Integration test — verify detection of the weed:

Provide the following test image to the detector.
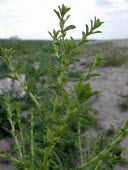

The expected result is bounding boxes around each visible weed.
[0,4,128,170]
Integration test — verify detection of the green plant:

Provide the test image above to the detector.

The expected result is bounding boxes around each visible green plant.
[0,4,128,170]
[0,95,11,139]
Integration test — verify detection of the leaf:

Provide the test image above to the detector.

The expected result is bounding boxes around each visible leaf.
[60,4,71,18]
[48,84,57,90]
[66,15,70,21]
[86,24,89,34]
[89,73,101,77]
[82,31,86,40]
[2,127,10,133]
[4,74,17,80]
[120,128,127,137]
[4,57,10,65]
[14,64,21,72]
[48,66,57,72]
[52,150,62,165]
[48,31,53,38]
[13,129,19,137]
[90,19,93,27]
[62,91,69,104]
[88,61,94,72]
[53,9,61,19]
[64,25,76,32]
[74,82,98,103]
[53,147,67,159]
[93,31,102,34]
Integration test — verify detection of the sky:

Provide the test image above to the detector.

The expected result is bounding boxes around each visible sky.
[0,0,128,40]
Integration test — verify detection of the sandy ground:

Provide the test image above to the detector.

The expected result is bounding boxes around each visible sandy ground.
[0,163,16,170]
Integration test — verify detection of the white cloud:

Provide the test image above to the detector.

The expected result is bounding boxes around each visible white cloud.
[0,0,128,39]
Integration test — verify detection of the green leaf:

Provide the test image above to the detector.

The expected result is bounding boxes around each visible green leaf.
[64,25,76,32]
[89,73,101,77]
[4,57,10,65]
[74,82,97,103]
[4,74,17,80]
[53,9,61,19]
[14,64,21,72]
[93,31,102,34]
[120,128,127,137]
[2,127,10,133]
[89,63,94,72]
[86,24,89,34]
[82,31,86,40]
[48,31,53,38]
[90,19,93,27]
[60,4,71,18]
[48,66,58,72]
[13,129,19,137]
[66,15,70,21]
[52,150,62,166]
[62,91,69,104]
[48,84,57,90]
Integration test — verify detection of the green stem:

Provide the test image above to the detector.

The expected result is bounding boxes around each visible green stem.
[78,119,84,164]
[14,72,41,109]
[78,119,128,170]
[78,148,108,170]
[43,128,52,170]
[95,160,102,170]
[43,146,51,170]
[17,108,26,157]
[8,110,23,160]
[30,111,34,162]
[52,95,59,118]
[0,154,21,164]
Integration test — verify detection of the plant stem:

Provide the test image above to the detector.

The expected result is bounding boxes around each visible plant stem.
[7,108,23,160]
[78,148,108,170]
[95,160,102,170]
[52,95,59,118]
[42,146,51,170]
[17,107,26,156]
[0,154,20,164]
[14,72,41,109]
[30,110,34,162]
[78,119,84,164]
[78,119,128,170]
[42,128,52,170]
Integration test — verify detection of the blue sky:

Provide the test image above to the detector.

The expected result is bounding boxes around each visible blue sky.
[0,0,128,40]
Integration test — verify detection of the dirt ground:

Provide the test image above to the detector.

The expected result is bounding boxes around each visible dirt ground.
[0,163,16,170]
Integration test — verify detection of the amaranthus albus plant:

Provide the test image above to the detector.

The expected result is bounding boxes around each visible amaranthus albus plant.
[0,4,128,170]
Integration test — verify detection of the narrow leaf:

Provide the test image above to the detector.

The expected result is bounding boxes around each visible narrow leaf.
[66,15,70,21]
[64,25,76,32]
[4,74,17,80]
[48,31,53,38]
[86,24,89,34]
[53,9,61,19]
[93,31,102,34]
